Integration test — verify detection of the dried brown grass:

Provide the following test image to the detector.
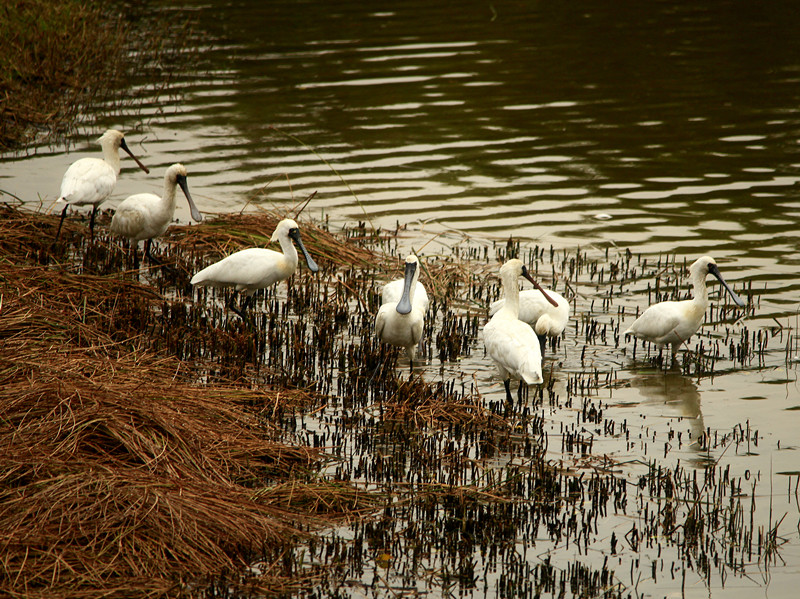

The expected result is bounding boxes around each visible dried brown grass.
[167,210,392,270]
[0,205,381,597]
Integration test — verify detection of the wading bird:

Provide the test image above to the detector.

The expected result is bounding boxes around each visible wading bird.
[483,259,559,403]
[55,129,149,241]
[375,254,429,372]
[190,218,319,320]
[110,163,203,269]
[624,255,746,364]
[489,285,569,357]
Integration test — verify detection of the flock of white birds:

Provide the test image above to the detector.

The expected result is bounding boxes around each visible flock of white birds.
[54,129,748,403]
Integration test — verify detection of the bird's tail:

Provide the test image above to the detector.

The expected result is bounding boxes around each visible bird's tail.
[519,352,543,385]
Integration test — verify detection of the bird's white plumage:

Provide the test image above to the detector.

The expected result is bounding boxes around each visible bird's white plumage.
[483,259,544,386]
[381,278,430,313]
[59,157,117,208]
[57,129,146,209]
[111,163,202,243]
[191,218,318,297]
[375,254,428,367]
[192,247,298,295]
[489,287,569,338]
[624,255,745,358]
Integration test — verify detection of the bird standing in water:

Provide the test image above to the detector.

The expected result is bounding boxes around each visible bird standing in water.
[110,163,203,269]
[624,255,746,364]
[375,253,429,372]
[483,259,559,403]
[190,218,319,320]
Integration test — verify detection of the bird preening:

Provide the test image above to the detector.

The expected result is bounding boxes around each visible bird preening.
[55,129,149,242]
[489,283,570,358]
[190,218,320,321]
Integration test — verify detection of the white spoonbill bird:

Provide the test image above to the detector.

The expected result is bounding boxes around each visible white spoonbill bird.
[110,163,203,269]
[483,259,559,403]
[375,254,429,372]
[624,255,746,363]
[489,285,569,357]
[380,257,430,312]
[190,218,319,320]
[55,129,149,241]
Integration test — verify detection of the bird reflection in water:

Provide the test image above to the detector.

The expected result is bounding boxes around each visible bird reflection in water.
[628,370,713,465]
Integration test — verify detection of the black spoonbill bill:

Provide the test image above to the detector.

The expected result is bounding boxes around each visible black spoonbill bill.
[489,285,570,357]
[624,255,746,363]
[190,218,319,320]
[375,254,429,372]
[483,259,559,404]
[110,163,202,269]
[55,129,149,241]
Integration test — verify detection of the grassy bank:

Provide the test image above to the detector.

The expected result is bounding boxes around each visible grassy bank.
[0,206,390,597]
[2,203,778,598]
[0,0,190,151]
[1,203,503,597]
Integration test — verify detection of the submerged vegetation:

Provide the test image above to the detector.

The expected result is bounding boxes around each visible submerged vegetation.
[0,202,794,597]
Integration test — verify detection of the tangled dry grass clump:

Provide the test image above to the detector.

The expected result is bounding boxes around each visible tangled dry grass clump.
[0,204,387,597]
[0,199,544,597]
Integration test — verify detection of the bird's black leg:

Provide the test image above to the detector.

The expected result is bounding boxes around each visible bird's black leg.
[518,380,526,405]
[229,293,253,322]
[538,333,547,359]
[144,239,163,265]
[132,242,140,271]
[241,295,253,316]
[54,204,69,242]
[503,379,513,404]
[228,293,244,320]
[88,205,98,242]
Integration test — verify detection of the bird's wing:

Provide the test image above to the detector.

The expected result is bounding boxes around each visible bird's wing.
[626,303,683,342]
[490,289,567,327]
[59,159,115,205]
[374,305,389,338]
[483,317,542,384]
[191,249,284,287]
[110,193,160,239]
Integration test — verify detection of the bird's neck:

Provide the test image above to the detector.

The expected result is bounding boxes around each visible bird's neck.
[500,273,521,318]
[102,144,122,175]
[691,272,709,308]
[162,178,177,210]
[278,235,299,266]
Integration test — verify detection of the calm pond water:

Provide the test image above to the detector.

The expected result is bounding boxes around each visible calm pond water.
[2,0,799,596]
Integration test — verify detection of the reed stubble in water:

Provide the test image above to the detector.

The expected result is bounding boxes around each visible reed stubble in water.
[0,204,789,598]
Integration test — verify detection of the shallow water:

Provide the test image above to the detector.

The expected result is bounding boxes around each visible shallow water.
[2,0,799,596]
